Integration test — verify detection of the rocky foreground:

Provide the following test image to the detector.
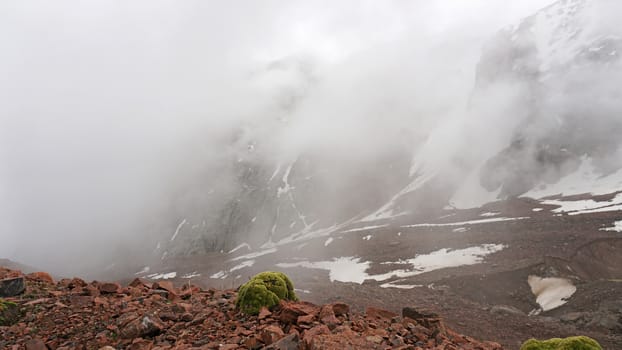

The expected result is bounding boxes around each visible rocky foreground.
[0,267,505,350]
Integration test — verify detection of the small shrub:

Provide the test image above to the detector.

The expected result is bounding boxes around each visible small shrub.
[520,336,602,350]
[236,271,298,315]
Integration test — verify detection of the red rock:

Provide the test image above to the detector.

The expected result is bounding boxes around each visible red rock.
[24,339,48,350]
[302,324,331,343]
[171,303,192,313]
[69,277,87,288]
[234,326,253,336]
[319,305,339,329]
[128,339,154,350]
[263,333,299,350]
[261,325,285,345]
[120,314,165,339]
[278,301,318,324]
[27,272,54,284]
[366,307,398,320]
[129,278,148,288]
[94,297,109,306]
[99,282,121,294]
[258,306,272,320]
[331,302,349,316]
[244,335,262,349]
[153,281,176,293]
[219,344,238,350]
[297,314,315,324]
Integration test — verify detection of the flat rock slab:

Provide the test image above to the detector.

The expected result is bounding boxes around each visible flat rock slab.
[0,277,25,297]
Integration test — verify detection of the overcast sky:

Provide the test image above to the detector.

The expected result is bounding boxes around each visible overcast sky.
[0,0,555,272]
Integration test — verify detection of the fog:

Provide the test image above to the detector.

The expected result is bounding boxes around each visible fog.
[5,0,613,276]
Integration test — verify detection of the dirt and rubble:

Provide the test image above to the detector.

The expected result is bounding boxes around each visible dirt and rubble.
[1,267,505,350]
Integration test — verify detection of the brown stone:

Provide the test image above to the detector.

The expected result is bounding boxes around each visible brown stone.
[99,282,121,294]
[319,305,340,329]
[258,307,272,320]
[128,339,154,350]
[120,314,165,339]
[366,307,398,320]
[278,301,319,324]
[27,272,54,284]
[263,333,299,350]
[297,313,315,324]
[153,281,176,294]
[25,339,48,350]
[261,325,285,345]
[331,302,349,316]
[244,336,262,349]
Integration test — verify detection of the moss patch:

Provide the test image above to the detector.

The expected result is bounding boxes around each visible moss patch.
[520,336,602,350]
[236,271,298,315]
[0,298,20,326]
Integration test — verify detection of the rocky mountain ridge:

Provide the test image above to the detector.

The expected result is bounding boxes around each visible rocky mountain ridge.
[0,266,504,350]
[158,0,622,258]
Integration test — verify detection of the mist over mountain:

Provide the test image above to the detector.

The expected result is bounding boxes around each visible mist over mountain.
[3,0,621,277]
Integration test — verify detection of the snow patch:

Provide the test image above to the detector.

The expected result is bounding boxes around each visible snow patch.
[277,244,505,284]
[277,257,371,284]
[230,248,277,261]
[135,266,150,275]
[528,275,576,313]
[147,272,177,280]
[210,270,227,279]
[525,157,622,199]
[542,193,622,216]
[601,220,622,232]
[380,281,423,289]
[228,243,251,254]
[170,219,187,241]
[230,260,255,272]
[181,271,201,279]
[324,237,334,246]
[341,224,388,233]
[403,217,529,228]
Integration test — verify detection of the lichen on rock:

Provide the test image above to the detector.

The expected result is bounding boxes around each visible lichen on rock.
[520,336,602,350]
[236,271,298,315]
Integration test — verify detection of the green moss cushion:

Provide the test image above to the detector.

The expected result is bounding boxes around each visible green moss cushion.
[520,336,602,350]
[236,271,298,315]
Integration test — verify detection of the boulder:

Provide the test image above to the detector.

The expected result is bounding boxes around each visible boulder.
[120,314,166,339]
[0,277,25,297]
[261,325,285,345]
[264,333,299,350]
[27,272,54,284]
[25,339,48,350]
[99,282,121,294]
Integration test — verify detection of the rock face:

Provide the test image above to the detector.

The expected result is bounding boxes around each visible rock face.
[0,266,505,349]
[155,0,622,258]
[476,0,622,197]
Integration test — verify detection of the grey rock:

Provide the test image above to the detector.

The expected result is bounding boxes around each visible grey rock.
[560,312,586,323]
[262,333,299,350]
[0,277,25,297]
[490,305,525,316]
